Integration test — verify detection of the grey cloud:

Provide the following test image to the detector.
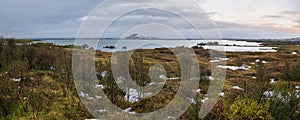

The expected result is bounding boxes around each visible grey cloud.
[0,0,102,38]
[263,15,284,18]
[281,11,299,15]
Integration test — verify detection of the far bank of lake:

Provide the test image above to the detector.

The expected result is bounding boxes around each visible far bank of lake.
[33,39,277,52]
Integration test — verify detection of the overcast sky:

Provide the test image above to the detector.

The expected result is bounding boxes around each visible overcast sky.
[0,0,299,39]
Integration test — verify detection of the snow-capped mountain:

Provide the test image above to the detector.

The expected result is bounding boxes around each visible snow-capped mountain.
[125,34,157,40]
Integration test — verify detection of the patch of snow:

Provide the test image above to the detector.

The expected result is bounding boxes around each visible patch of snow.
[95,84,104,89]
[123,107,136,114]
[168,116,176,119]
[292,52,297,54]
[252,77,257,79]
[192,89,201,93]
[123,107,132,113]
[295,86,299,89]
[49,66,55,70]
[232,86,244,91]
[255,59,268,63]
[159,75,168,80]
[187,97,196,104]
[100,71,107,77]
[250,62,255,65]
[97,109,107,113]
[97,71,108,77]
[149,82,156,85]
[201,97,209,103]
[295,90,300,98]
[95,95,103,99]
[219,92,225,97]
[217,65,249,71]
[128,111,136,114]
[263,91,300,102]
[116,76,125,84]
[207,76,215,80]
[209,58,229,63]
[124,88,139,103]
[79,91,90,98]
[87,96,94,100]
[270,79,277,84]
[168,77,180,80]
[12,78,21,82]
[263,91,274,97]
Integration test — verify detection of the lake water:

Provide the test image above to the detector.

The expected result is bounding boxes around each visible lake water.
[34,39,277,52]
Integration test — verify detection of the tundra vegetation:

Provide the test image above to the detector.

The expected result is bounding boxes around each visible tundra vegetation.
[0,37,299,119]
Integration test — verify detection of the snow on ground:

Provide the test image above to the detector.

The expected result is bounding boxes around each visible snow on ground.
[79,91,88,98]
[95,84,104,89]
[192,89,201,93]
[149,82,165,85]
[201,97,209,103]
[186,97,196,104]
[49,66,55,70]
[95,95,103,99]
[124,88,139,103]
[208,76,215,80]
[97,109,107,113]
[78,91,94,100]
[168,77,180,80]
[217,65,249,71]
[159,75,179,80]
[292,52,297,54]
[12,78,21,82]
[123,107,132,113]
[97,71,107,77]
[232,86,244,91]
[168,116,176,119]
[209,58,229,63]
[123,107,136,114]
[219,92,225,97]
[263,90,300,102]
[262,61,268,64]
[159,75,168,80]
[263,91,274,98]
[255,59,268,63]
[270,78,277,84]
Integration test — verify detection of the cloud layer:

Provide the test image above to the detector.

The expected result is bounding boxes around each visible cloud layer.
[0,0,299,39]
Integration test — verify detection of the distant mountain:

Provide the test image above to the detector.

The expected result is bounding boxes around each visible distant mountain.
[125,34,158,40]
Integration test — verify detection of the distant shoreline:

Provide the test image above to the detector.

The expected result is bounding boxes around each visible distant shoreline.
[24,37,300,42]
